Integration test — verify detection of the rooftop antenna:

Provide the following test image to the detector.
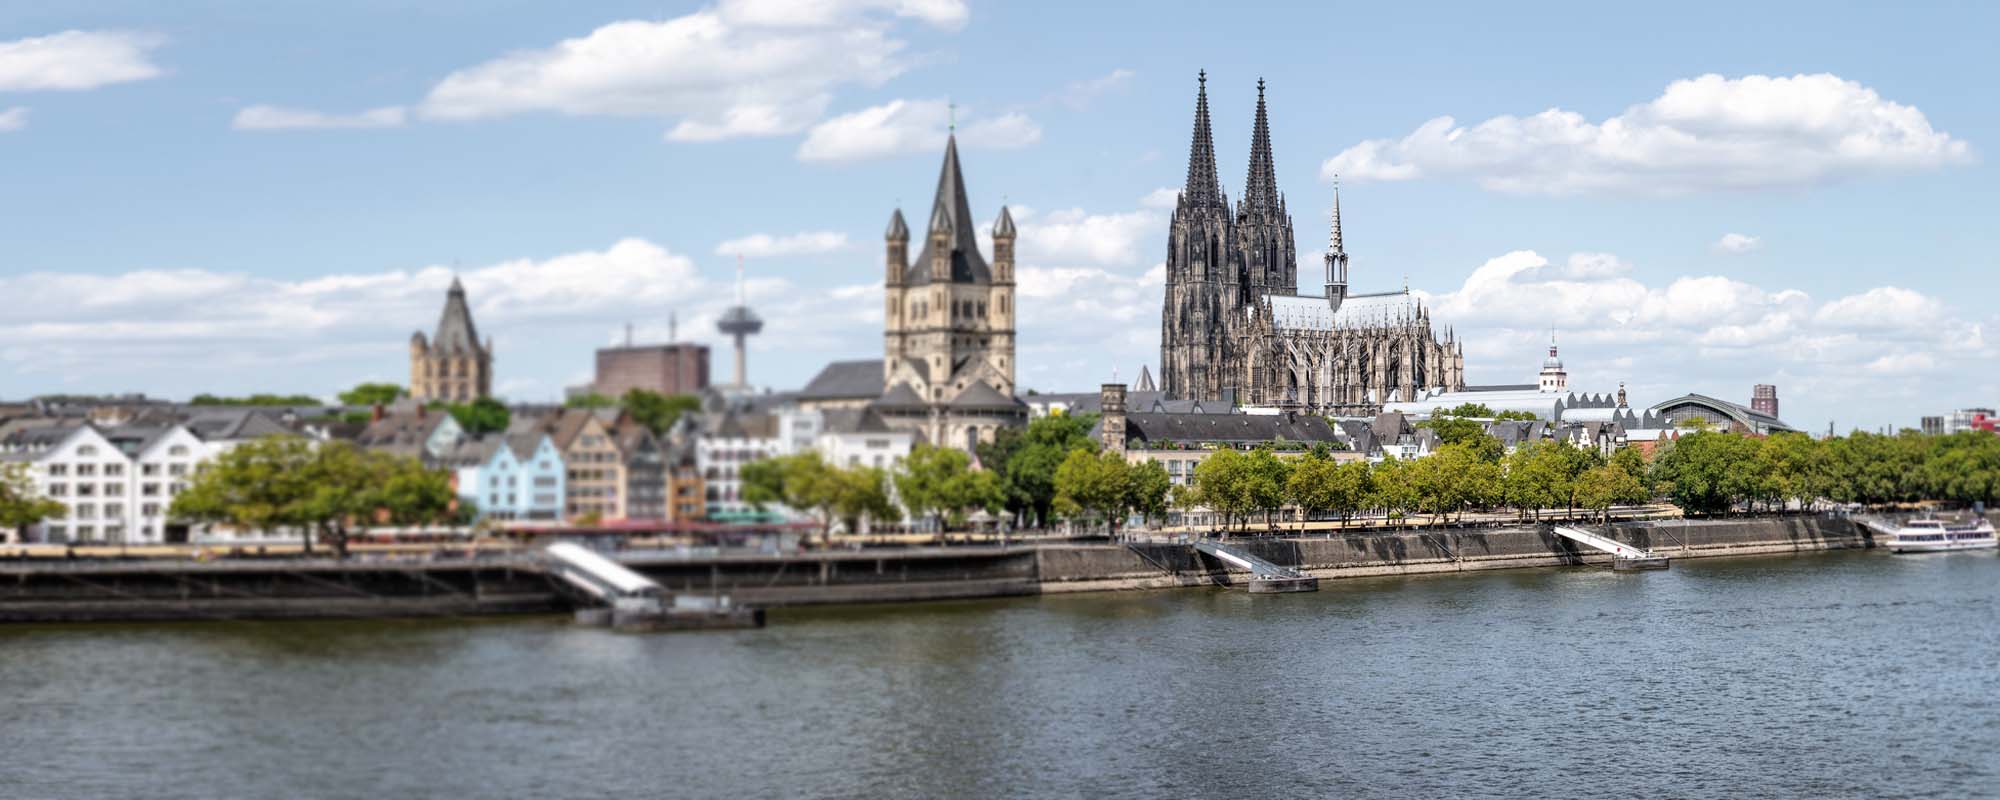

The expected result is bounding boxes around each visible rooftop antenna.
[669,310,678,343]
[948,100,957,133]
[624,322,634,347]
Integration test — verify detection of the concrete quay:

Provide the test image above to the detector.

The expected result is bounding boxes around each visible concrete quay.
[0,515,1880,623]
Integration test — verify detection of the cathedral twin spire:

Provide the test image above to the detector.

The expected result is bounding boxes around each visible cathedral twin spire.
[1240,79,1281,216]
[1178,72,1287,218]
[1181,70,1225,210]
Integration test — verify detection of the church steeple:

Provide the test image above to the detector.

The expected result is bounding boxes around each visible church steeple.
[1324,178,1349,314]
[911,133,991,284]
[1181,70,1224,210]
[1242,78,1280,214]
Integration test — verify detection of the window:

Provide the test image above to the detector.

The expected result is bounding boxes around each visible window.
[141,503,160,518]
[168,464,188,477]
[47,464,68,477]
[141,464,161,477]
[77,483,97,498]
[168,445,190,457]
[105,483,125,497]
[77,446,98,457]
[77,464,97,477]
[48,483,68,497]
[104,464,125,477]
[74,503,96,520]
[104,503,124,519]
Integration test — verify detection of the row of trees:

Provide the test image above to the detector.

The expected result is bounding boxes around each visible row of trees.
[741,452,898,536]
[2,463,66,541]
[169,437,461,557]
[1653,429,2000,514]
[1179,438,1653,531]
[566,389,702,435]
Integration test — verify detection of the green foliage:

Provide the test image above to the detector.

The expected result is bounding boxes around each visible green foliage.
[979,413,1098,527]
[565,392,617,409]
[441,397,510,435]
[190,393,322,407]
[337,383,405,407]
[622,389,702,435]
[0,463,67,535]
[1128,460,1172,526]
[1649,431,1764,515]
[170,436,456,556]
[1367,456,1418,526]
[894,444,1003,529]
[1284,451,1343,527]
[1053,449,1136,532]
[1188,446,1291,530]
[1408,443,1501,522]
[1577,462,1648,522]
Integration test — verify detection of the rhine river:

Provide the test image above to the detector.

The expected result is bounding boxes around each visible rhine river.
[3,550,1996,799]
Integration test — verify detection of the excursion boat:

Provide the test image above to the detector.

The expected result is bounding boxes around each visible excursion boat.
[1885,517,1997,554]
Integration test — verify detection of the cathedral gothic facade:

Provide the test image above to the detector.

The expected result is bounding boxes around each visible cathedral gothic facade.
[875,134,1026,451]
[409,278,494,403]
[1159,75,1464,415]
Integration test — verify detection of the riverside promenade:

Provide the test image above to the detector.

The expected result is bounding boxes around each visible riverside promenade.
[0,514,1893,623]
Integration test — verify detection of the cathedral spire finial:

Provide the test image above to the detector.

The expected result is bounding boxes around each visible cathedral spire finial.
[1243,77,1278,213]
[1329,175,1345,255]
[1180,70,1222,210]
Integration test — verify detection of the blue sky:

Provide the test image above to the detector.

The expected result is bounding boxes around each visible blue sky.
[1,0,1995,432]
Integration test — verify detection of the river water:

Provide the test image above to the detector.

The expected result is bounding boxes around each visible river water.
[3,550,1996,799]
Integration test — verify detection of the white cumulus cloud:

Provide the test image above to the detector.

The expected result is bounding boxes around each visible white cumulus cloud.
[418,1,961,142]
[797,98,1042,162]
[232,105,408,131]
[1714,233,1762,254]
[1322,73,1974,194]
[716,231,851,258]
[0,30,164,92]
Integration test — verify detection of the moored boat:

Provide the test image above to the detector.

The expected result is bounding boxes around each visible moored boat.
[1885,517,1997,554]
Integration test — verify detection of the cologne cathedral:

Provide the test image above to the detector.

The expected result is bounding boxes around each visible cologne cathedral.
[1158,74,1465,415]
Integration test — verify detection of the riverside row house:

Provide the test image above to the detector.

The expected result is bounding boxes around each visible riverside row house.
[0,423,214,544]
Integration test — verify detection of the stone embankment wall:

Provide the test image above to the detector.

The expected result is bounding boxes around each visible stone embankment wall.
[0,515,1887,622]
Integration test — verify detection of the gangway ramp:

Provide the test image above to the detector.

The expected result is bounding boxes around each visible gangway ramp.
[542,542,664,608]
[1551,526,1669,571]
[1192,540,1319,593]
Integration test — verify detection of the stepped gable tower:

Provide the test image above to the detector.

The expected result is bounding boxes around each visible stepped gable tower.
[409,277,494,403]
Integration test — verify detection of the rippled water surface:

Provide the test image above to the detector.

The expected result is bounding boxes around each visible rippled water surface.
[3,550,1997,799]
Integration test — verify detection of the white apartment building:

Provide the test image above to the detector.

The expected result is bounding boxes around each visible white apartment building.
[1,424,211,545]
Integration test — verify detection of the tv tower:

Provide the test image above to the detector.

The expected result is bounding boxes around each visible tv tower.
[716,255,763,389]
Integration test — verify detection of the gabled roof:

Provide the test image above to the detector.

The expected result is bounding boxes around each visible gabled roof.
[948,381,1024,411]
[872,382,930,411]
[428,278,485,354]
[907,135,991,285]
[799,359,887,400]
[820,407,895,435]
[1120,412,1340,446]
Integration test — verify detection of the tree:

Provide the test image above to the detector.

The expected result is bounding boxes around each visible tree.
[1368,456,1417,528]
[1128,459,1172,529]
[1650,431,1761,516]
[1502,442,1560,521]
[0,463,66,541]
[984,414,1098,528]
[172,436,457,557]
[1577,462,1648,523]
[565,392,617,409]
[894,444,1002,530]
[339,383,406,407]
[1191,448,1249,531]
[190,393,323,406]
[833,466,900,534]
[1325,460,1373,527]
[445,397,510,435]
[742,452,844,536]
[622,389,702,435]
[1240,447,1291,529]
[1054,449,1136,535]
[1285,451,1341,531]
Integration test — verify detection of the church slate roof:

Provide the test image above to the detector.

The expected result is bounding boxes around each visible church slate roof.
[947,381,1024,412]
[430,278,484,354]
[1122,412,1340,447]
[820,407,895,435]
[907,135,991,285]
[799,360,887,401]
[871,383,930,411]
